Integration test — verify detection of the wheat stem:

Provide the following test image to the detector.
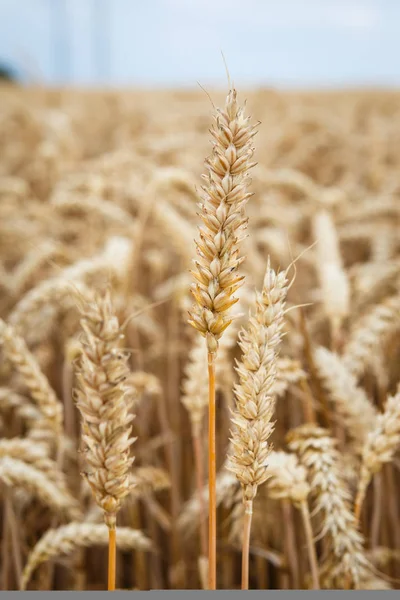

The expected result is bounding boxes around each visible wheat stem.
[283,499,300,589]
[207,351,217,590]
[299,377,317,424]
[2,495,10,589]
[192,426,208,559]
[6,492,22,587]
[299,500,320,589]
[354,482,367,524]
[370,474,382,550]
[241,500,253,590]
[108,526,116,591]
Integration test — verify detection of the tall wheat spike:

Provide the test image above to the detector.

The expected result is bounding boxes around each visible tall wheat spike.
[188,87,257,590]
[227,261,288,589]
[74,290,136,590]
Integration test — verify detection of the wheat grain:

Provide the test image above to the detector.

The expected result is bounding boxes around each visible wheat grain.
[273,358,307,398]
[265,451,319,588]
[131,466,171,496]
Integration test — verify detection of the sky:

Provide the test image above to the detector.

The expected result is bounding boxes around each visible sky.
[0,0,400,87]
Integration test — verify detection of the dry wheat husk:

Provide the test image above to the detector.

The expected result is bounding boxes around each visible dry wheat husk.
[21,522,153,590]
[0,438,69,491]
[0,318,63,442]
[0,457,80,520]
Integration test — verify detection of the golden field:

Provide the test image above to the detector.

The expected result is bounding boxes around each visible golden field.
[0,83,400,590]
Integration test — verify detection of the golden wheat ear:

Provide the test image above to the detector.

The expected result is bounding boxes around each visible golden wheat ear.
[355,385,400,523]
[73,290,136,590]
[0,318,63,446]
[188,87,258,590]
[227,260,288,589]
[287,425,371,589]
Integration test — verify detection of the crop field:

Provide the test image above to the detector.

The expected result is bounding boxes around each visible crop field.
[0,84,400,590]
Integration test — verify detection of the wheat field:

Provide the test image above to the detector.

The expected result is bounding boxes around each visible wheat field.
[0,82,400,590]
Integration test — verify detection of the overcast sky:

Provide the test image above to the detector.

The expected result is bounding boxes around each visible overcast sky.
[1,0,400,87]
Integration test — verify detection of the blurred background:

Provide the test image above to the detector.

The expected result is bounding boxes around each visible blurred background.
[3,0,400,595]
[1,0,400,88]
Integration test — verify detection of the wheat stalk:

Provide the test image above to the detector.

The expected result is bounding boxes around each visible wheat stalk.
[227,260,288,589]
[74,289,136,590]
[188,87,257,589]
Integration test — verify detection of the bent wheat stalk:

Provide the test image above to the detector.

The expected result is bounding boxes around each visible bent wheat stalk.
[21,522,152,590]
[0,457,80,520]
[188,87,257,589]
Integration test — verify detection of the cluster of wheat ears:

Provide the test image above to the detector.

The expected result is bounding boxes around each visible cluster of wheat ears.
[0,82,400,590]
